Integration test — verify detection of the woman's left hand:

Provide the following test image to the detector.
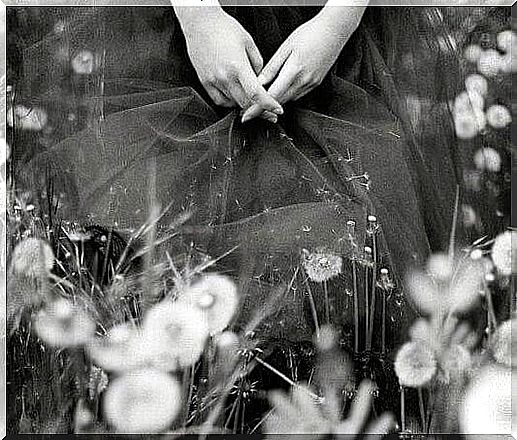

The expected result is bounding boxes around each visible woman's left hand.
[241,6,365,122]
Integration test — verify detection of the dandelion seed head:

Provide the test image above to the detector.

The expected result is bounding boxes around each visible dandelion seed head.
[71,50,95,75]
[394,342,437,388]
[7,105,48,131]
[177,274,239,335]
[496,30,515,53]
[460,365,512,435]
[11,237,54,278]
[464,44,482,63]
[301,248,343,283]
[34,299,96,348]
[315,325,338,352]
[486,105,511,129]
[439,344,472,383]
[427,253,452,281]
[103,369,181,434]
[491,230,515,276]
[454,112,479,139]
[465,74,488,96]
[215,331,240,353]
[477,49,502,77]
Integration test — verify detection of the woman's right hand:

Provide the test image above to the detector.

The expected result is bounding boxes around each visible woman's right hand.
[175,6,283,121]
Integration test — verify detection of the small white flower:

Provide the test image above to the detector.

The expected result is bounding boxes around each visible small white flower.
[491,230,515,276]
[473,147,502,172]
[465,74,488,97]
[11,237,55,278]
[394,342,437,388]
[71,50,95,75]
[142,300,209,371]
[460,365,512,435]
[7,105,48,131]
[301,248,342,283]
[464,44,482,63]
[103,369,182,434]
[491,320,512,367]
[177,274,239,335]
[486,105,512,129]
[33,298,96,347]
[477,49,502,77]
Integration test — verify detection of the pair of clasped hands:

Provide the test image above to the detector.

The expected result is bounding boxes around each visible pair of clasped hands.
[174,4,365,123]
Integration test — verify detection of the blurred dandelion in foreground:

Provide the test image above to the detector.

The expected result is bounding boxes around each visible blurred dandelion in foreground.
[460,365,512,435]
[454,112,478,140]
[33,298,96,347]
[301,248,342,283]
[473,147,501,173]
[491,319,512,367]
[71,50,95,75]
[427,252,452,281]
[11,237,54,278]
[394,342,437,388]
[477,49,502,77]
[142,300,208,371]
[486,105,512,129]
[177,273,239,335]
[7,105,48,131]
[87,322,147,373]
[465,74,488,97]
[438,344,472,384]
[88,365,109,400]
[464,44,482,63]
[103,369,181,434]
[496,30,516,53]
[491,230,515,276]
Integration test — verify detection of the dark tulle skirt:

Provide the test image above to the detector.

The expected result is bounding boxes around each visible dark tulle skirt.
[16,6,462,349]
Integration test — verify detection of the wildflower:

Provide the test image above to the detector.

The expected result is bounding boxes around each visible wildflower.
[491,230,515,276]
[408,318,433,344]
[465,74,488,97]
[302,248,343,282]
[67,230,93,242]
[486,105,512,129]
[463,44,482,63]
[71,50,95,75]
[11,237,54,278]
[491,319,512,367]
[406,270,439,315]
[33,298,96,347]
[496,30,515,53]
[454,113,478,139]
[439,344,472,383]
[215,331,240,353]
[103,369,182,433]
[477,49,502,77]
[86,322,147,373]
[394,342,437,388]
[426,252,452,280]
[177,274,239,335]
[142,300,208,371]
[473,147,502,172]
[460,365,512,435]
[7,105,48,131]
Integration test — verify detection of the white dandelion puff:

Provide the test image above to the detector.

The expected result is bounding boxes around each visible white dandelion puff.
[33,298,96,348]
[177,274,239,335]
[426,252,453,281]
[71,50,95,75]
[103,369,182,434]
[86,322,147,373]
[477,49,502,77]
[491,320,512,367]
[460,365,512,435]
[7,105,48,131]
[486,105,512,129]
[142,300,209,371]
[491,230,515,276]
[302,248,343,282]
[394,342,437,388]
[439,344,472,383]
[454,113,479,140]
[473,147,501,173]
[465,74,488,97]
[11,237,54,278]
[464,44,482,63]
[496,30,515,53]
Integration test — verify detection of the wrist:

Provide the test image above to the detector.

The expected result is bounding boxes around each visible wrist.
[316,6,366,41]
[174,5,225,33]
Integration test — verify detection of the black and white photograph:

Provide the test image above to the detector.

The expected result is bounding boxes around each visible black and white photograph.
[3,1,515,437]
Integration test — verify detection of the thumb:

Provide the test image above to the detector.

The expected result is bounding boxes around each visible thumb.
[258,45,290,86]
[246,40,264,75]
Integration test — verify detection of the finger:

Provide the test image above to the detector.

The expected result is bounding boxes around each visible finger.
[246,40,264,75]
[267,58,300,104]
[347,380,375,434]
[291,384,319,419]
[260,110,278,123]
[363,413,396,439]
[268,390,299,420]
[241,103,278,123]
[205,84,235,108]
[258,45,290,86]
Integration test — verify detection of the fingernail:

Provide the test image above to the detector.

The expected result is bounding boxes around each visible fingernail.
[241,112,251,123]
[257,74,266,85]
[266,115,278,124]
[273,107,283,115]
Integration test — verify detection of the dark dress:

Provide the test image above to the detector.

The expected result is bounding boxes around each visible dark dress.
[15,5,462,371]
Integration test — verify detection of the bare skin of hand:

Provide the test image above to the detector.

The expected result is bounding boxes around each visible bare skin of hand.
[174,6,283,123]
[242,6,366,122]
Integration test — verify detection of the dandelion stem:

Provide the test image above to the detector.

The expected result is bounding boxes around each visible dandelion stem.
[367,237,377,351]
[448,185,460,263]
[306,282,320,337]
[254,356,320,400]
[323,280,330,325]
[352,260,359,354]
[364,265,369,350]
[418,388,426,433]
[400,386,405,432]
[381,291,386,355]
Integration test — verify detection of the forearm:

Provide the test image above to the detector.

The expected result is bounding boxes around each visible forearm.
[172,2,224,33]
[316,2,368,43]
